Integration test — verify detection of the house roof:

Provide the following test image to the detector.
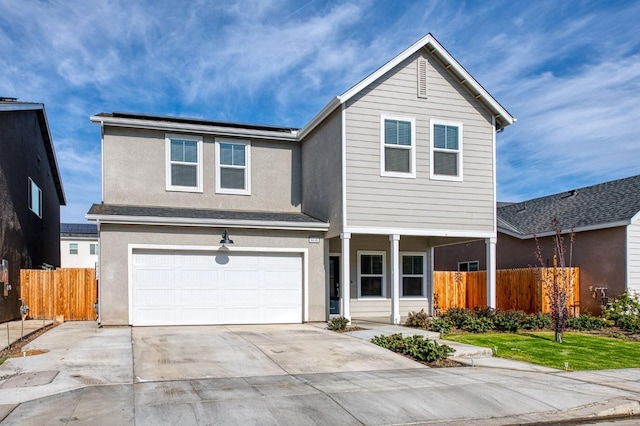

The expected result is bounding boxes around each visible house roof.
[498,174,640,238]
[86,204,329,231]
[0,100,66,205]
[299,33,516,139]
[60,223,98,237]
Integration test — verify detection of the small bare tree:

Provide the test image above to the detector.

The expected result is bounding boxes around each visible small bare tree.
[534,217,575,343]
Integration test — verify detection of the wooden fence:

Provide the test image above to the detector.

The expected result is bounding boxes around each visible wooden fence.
[20,268,97,321]
[433,267,580,314]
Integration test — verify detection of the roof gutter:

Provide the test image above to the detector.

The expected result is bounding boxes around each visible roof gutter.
[499,220,632,239]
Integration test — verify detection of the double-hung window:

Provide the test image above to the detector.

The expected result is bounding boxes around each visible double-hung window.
[430,120,463,181]
[69,243,78,255]
[28,178,42,218]
[215,138,250,195]
[381,115,416,178]
[401,253,426,298]
[358,252,386,298]
[166,134,203,192]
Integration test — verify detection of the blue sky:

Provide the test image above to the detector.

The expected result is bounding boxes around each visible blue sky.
[1,0,639,223]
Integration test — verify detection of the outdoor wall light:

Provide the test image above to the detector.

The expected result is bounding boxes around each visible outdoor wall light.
[220,229,234,245]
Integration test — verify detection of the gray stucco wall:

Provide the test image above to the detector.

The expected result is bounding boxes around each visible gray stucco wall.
[98,224,326,325]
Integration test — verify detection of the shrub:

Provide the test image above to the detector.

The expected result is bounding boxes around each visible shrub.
[462,316,494,333]
[473,306,496,320]
[493,310,527,332]
[443,307,473,328]
[522,312,552,330]
[428,317,454,335]
[616,315,640,333]
[405,309,430,329]
[327,317,349,331]
[567,313,611,331]
[603,292,640,321]
[371,333,455,362]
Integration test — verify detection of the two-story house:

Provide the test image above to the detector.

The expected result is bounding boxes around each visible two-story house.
[0,99,66,323]
[87,34,514,326]
[60,223,99,268]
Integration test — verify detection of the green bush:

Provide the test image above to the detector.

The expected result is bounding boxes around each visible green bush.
[472,306,496,320]
[567,313,611,331]
[371,333,455,362]
[603,292,640,326]
[429,317,454,335]
[404,309,430,329]
[522,312,552,330]
[462,316,494,333]
[616,315,640,333]
[443,307,473,328]
[493,310,527,332]
[327,317,349,331]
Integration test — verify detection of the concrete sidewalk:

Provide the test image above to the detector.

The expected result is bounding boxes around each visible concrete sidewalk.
[1,321,639,425]
[1,319,54,352]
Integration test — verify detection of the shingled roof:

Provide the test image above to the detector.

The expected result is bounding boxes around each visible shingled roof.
[498,174,640,238]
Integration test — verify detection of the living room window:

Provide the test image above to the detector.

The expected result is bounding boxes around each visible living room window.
[358,251,386,298]
[69,243,78,255]
[401,253,426,298]
[381,115,416,178]
[215,138,251,195]
[430,120,463,181]
[28,178,42,218]
[166,134,203,192]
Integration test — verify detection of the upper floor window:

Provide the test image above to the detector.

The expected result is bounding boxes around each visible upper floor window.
[90,243,99,255]
[215,138,251,195]
[28,178,42,218]
[380,115,416,178]
[69,243,78,255]
[430,120,463,181]
[358,251,386,298]
[401,253,426,298]
[165,134,203,192]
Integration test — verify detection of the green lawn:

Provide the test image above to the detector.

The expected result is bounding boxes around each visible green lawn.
[443,332,640,370]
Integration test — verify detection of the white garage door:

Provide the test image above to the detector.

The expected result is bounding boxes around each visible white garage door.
[131,250,303,326]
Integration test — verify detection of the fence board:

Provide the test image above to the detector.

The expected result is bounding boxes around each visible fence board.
[20,268,97,321]
[434,267,580,314]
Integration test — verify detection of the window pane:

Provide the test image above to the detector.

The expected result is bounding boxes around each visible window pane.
[446,126,459,150]
[459,263,469,272]
[469,262,479,271]
[170,140,183,161]
[232,145,246,166]
[434,151,458,176]
[361,255,372,274]
[384,120,398,145]
[403,255,423,275]
[402,277,423,296]
[413,256,424,274]
[171,164,197,187]
[402,256,412,274]
[220,167,245,189]
[397,121,411,146]
[371,255,383,275]
[434,124,446,149]
[385,147,410,173]
[183,141,197,162]
[220,143,233,165]
[361,277,383,296]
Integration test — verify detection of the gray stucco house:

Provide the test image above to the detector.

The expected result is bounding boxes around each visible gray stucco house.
[435,174,640,314]
[86,33,515,326]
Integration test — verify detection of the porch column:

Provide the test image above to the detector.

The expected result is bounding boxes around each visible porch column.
[390,234,401,324]
[486,237,497,308]
[341,233,351,322]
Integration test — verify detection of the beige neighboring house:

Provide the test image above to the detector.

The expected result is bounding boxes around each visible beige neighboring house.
[60,223,99,268]
[86,33,515,327]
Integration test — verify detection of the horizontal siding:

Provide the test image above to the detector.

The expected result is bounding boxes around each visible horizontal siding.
[400,300,431,317]
[345,49,496,232]
[628,221,640,294]
[350,299,432,319]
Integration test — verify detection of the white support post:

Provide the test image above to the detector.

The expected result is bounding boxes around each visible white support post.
[390,234,401,324]
[341,233,351,322]
[486,237,497,309]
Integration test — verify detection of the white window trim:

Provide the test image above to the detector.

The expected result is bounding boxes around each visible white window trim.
[380,115,416,178]
[458,260,480,272]
[357,251,387,299]
[28,177,42,218]
[400,252,427,299]
[430,119,463,182]
[215,138,251,195]
[165,133,204,192]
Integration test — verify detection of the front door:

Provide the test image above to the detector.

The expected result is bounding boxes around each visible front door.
[329,256,340,315]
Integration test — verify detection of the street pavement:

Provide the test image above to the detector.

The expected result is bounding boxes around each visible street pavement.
[0,321,639,425]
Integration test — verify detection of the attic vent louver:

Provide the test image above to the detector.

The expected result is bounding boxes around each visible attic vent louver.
[417,57,428,99]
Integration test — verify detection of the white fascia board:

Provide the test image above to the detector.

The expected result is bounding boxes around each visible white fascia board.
[90,115,298,142]
[499,220,632,239]
[338,34,514,127]
[343,226,495,239]
[297,97,341,140]
[86,213,329,231]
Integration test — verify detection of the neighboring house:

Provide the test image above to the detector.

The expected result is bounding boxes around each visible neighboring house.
[0,99,66,322]
[86,33,515,326]
[60,223,99,268]
[435,175,640,314]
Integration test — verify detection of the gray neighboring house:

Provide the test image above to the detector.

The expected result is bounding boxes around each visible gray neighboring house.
[86,33,515,327]
[435,174,640,314]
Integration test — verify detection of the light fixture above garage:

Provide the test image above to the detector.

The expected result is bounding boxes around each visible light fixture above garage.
[220,229,234,245]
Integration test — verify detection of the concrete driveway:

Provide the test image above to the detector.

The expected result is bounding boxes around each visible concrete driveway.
[1,321,640,425]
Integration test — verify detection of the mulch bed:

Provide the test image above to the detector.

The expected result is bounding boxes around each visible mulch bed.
[0,323,58,363]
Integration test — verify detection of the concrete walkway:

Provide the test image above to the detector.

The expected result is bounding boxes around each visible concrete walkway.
[1,321,639,425]
[1,319,54,352]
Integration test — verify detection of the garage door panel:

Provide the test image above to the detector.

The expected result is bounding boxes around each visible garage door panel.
[132,250,302,326]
